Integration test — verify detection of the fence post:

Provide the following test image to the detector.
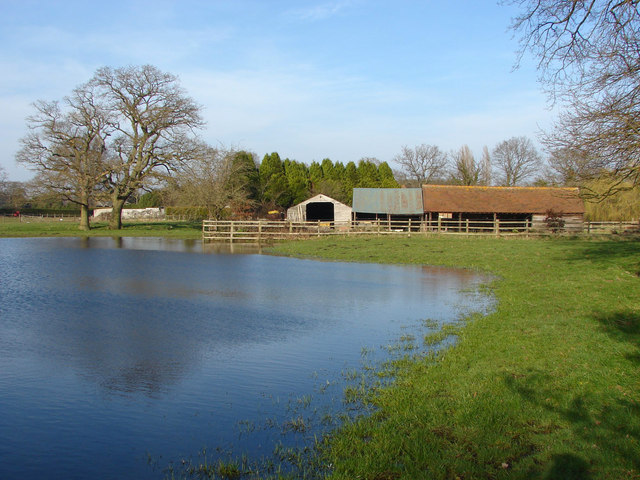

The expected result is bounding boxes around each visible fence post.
[466,219,469,234]
[230,221,234,243]
[495,219,500,237]
[408,218,412,237]
[437,216,441,233]
[317,220,321,237]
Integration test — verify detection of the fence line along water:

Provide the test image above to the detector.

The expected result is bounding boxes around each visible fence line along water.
[202,219,640,242]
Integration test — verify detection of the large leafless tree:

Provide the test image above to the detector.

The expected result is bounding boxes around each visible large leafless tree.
[492,136,542,186]
[16,65,204,229]
[509,0,640,193]
[450,145,481,186]
[16,85,111,230]
[393,144,448,186]
[91,65,204,229]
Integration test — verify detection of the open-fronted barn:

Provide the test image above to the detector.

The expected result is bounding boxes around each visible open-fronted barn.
[352,188,424,222]
[422,185,585,231]
[286,194,352,224]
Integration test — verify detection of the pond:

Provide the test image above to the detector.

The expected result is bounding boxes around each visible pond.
[0,237,491,479]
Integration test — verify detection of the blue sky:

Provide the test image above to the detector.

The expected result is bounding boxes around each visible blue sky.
[0,0,551,182]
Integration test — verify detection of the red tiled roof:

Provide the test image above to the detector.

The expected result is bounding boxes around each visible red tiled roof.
[422,185,585,214]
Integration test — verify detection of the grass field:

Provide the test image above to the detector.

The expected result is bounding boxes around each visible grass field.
[0,216,203,238]
[273,235,640,480]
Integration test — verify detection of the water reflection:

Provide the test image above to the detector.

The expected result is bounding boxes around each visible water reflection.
[0,237,491,480]
[75,236,264,255]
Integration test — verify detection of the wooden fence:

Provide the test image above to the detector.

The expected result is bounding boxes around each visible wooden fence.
[0,213,80,223]
[203,219,640,242]
[584,221,640,234]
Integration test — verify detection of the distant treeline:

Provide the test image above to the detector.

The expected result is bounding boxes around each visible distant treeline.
[247,153,399,208]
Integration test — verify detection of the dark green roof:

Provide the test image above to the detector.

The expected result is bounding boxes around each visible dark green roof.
[352,188,423,214]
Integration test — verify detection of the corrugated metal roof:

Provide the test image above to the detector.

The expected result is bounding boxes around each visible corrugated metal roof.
[352,188,424,214]
[422,185,585,214]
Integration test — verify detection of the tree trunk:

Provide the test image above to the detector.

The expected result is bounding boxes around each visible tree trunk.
[109,197,127,230]
[79,204,91,231]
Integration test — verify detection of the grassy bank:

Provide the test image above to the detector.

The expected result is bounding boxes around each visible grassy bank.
[0,217,203,238]
[273,236,640,480]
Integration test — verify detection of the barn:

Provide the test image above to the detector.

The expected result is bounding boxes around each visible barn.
[422,185,585,231]
[286,194,352,225]
[352,188,424,222]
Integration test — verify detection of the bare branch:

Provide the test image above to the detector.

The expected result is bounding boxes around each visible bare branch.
[508,0,640,193]
[393,144,448,185]
[492,136,542,186]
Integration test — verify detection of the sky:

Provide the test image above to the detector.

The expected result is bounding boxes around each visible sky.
[0,0,553,182]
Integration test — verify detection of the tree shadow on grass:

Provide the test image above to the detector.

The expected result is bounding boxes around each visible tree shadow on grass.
[595,310,640,365]
[503,369,640,478]
[544,453,592,480]
[502,309,640,477]
[504,310,640,472]
[565,237,640,274]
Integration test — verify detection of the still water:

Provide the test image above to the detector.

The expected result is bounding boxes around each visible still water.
[0,237,490,479]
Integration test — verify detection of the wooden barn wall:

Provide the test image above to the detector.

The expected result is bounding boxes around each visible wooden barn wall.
[532,214,584,232]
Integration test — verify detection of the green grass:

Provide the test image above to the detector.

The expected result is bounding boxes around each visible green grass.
[272,235,640,480]
[0,217,203,238]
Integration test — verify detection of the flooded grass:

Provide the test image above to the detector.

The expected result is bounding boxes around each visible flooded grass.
[274,235,640,480]
[160,308,458,480]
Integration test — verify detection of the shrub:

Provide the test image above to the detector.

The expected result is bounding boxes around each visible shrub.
[544,209,565,233]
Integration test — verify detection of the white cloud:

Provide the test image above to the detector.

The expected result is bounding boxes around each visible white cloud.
[284,0,357,22]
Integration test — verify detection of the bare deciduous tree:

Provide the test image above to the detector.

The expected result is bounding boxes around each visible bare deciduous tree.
[0,166,8,207]
[509,0,640,192]
[480,145,491,186]
[172,145,258,219]
[394,144,448,186]
[546,147,596,187]
[1,181,29,210]
[91,65,204,229]
[492,136,542,186]
[16,65,204,229]
[0,166,7,203]
[450,145,480,186]
[16,85,111,230]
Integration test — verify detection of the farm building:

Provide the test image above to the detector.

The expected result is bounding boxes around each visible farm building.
[286,194,352,224]
[352,188,424,222]
[421,185,585,231]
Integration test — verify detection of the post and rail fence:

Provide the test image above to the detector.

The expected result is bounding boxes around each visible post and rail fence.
[202,218,640,243]
[1,214,636,237]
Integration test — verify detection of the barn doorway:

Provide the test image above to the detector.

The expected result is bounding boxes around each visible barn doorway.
[306,202,335,222]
